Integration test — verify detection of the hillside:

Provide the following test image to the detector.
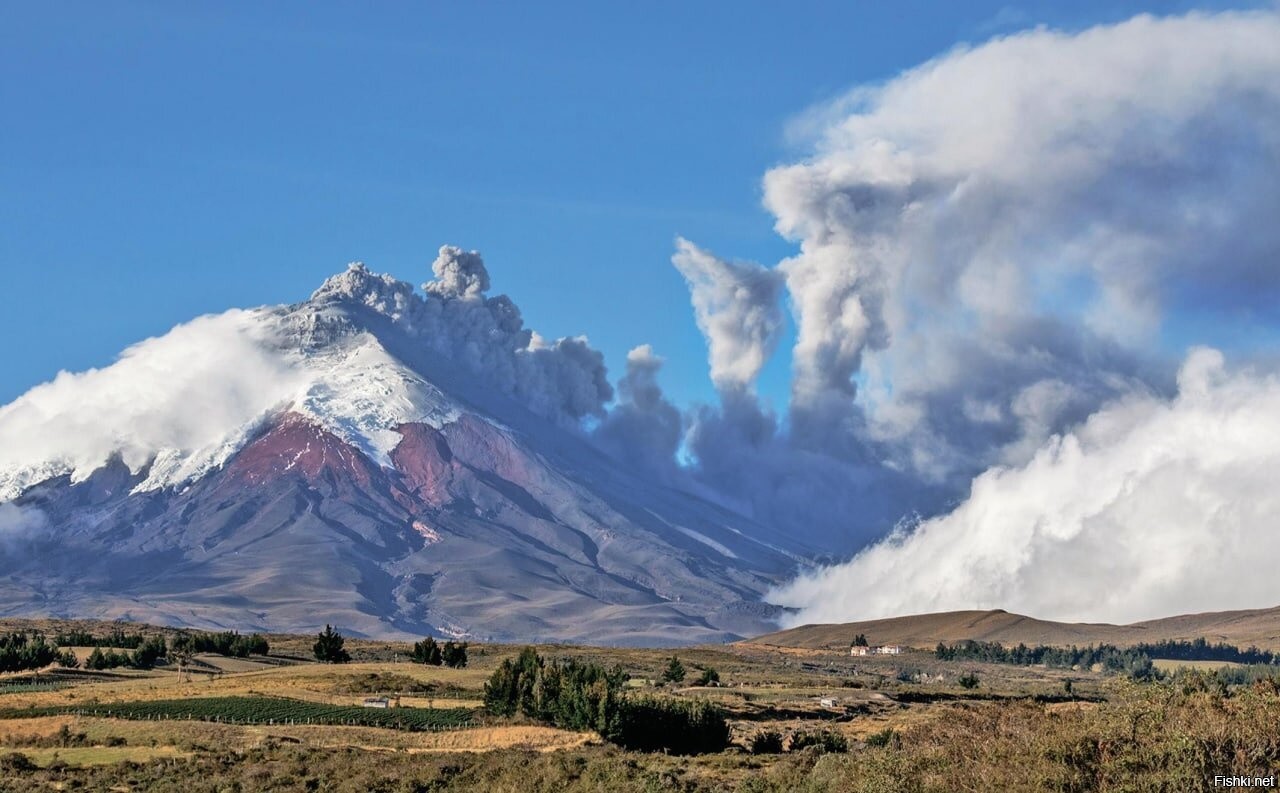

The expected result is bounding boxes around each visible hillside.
[751,605,1280,652]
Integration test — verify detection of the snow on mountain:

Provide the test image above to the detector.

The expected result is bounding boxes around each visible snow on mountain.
[0,247,604,502]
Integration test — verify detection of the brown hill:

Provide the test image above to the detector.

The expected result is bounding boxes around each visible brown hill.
[749,606,1280,652]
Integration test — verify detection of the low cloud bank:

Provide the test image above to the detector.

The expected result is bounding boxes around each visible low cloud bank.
[770,349,1280,624]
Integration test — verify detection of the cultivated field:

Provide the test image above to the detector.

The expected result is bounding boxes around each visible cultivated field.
[1,618,1279,791]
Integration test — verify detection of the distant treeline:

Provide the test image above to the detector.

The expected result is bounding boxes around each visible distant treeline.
[54,628,269,659]
[936,640,1157,679]
[1133,637,1275,665]
[172,631,269,658]
[936,637,1279,680]
[54,628,147,650]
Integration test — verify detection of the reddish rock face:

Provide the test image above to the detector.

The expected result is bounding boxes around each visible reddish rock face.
[226,413,383,493]
[441,414,542,491]
[390,423,455,507]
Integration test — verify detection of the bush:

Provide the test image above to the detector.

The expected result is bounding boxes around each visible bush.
[790,729,850,753]
[696,667,720,686]
[864,727,898,748]
[0,752,35,772]
[958,673,980,690]
[750,730,784,754]
[612,697,730,755]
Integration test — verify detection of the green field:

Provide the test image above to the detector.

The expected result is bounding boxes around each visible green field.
[0,696,473,731]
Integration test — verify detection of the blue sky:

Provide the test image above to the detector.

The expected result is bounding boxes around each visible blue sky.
[0,0,1260,409]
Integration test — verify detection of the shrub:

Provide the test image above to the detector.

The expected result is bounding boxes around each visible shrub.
[864,727,897,748]
[958,673,980,690]
[790,729,850,753]
[0,752,35,772]
[612,697,730,755]
[750,730,784,754]
[696,667,720,686]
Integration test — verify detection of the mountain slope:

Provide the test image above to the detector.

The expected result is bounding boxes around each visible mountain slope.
[0,250,801,645]
[751,606,1280,652]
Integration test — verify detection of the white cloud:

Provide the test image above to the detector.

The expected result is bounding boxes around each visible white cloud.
[0,310,306,499]
[770,348,1280,624]
[0,503,48,549]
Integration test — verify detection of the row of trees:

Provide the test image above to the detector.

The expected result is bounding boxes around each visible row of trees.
[0,632,74,673]
[171,631,269,658]
[1132,638,1275,666]
[3,628,271,674]
[53,627,146,650]
[935,640,1156,680]
[410,637,468,668]
[82,635,169,670]
[482,647,730,754]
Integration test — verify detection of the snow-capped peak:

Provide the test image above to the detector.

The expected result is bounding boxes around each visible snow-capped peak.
[0,248,619,503]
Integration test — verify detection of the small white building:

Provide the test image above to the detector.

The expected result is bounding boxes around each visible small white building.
[362,697,391,709]
[873,645,902,655]
[850,646,869,656]
[818,697,838,708]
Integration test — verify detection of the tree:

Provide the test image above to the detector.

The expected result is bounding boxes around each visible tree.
[85,647,107,671]
[696,667,720,686]
[853,634,869,647]
[130,635,167,670]
[958,672,980,689]
[661,655,686,684]
[411,637,443,666]
[313,624,350,664]
[441,641,468,669]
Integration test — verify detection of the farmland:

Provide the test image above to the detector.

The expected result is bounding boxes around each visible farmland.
[0,618,1278,791]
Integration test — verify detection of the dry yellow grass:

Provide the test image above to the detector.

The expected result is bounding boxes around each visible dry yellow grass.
[0,715,593,757]
[12,745,191,767]
[0,661,485,710]
[1152,658,1244,672]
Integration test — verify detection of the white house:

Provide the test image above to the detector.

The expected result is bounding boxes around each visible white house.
[818,697,838,708]
[362,697,391,709]
[850,646,869,656]
[873,645,902,655]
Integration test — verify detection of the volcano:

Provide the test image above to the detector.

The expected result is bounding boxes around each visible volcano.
[0,248,801,645]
